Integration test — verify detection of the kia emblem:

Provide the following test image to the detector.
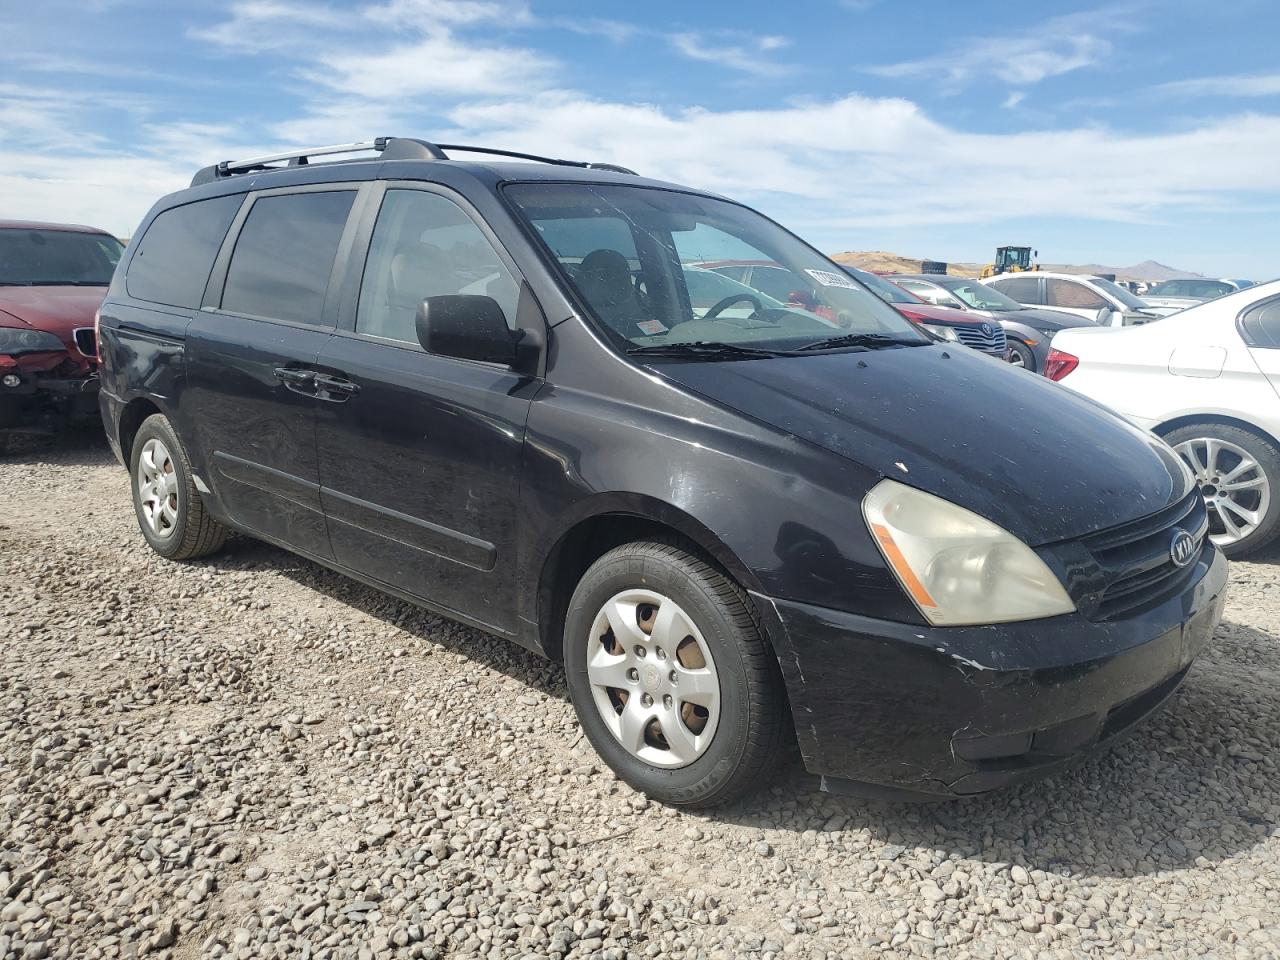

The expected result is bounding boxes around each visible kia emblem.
[1169,530,1196,568]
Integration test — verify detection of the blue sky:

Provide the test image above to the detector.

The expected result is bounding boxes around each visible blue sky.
[3,0,1279,276]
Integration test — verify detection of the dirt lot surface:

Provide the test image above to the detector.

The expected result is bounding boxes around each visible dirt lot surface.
[1,430,1278,960]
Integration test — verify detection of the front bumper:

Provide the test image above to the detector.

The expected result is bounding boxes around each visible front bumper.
[0,361,99,432]
[755,543,1228,798]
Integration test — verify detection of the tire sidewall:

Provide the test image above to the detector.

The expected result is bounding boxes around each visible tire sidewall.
[564,552,755,802]
[1009,339,1035,372]
[130,417,193,558]
[1165,422,1280,558]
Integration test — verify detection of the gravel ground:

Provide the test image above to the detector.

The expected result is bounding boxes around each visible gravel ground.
[1,429,1278,960]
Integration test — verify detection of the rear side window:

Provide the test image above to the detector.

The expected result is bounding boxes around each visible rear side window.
[1046,278,1107,309]
[356,189,519,344]
[992,276,1041,304]
[126,195,242,308]
[221,191,355,325]
[1240,297,1280,348]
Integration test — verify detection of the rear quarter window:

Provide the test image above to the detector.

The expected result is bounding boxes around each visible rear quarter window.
[991,276,1040,303]
[1239,297,1280,349]
[126,194,243,308]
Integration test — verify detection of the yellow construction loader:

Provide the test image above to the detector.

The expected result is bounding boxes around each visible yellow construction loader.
[980,245,1038,279]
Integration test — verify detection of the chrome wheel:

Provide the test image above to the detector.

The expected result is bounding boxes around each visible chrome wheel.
[137,437,179,538]
[586,589,721,769]
[1175,436,1271,548]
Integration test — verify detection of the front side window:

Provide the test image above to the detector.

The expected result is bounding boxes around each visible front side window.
[1148,279,1233,300]
[506,183,925,351]
[941,280,1023,312]
[1089,276,1148,309]
[0,229,123,287]
[126,195,242,307]
[221,191,355,325]
[1046,278,1107,310]
[357,190,520,344]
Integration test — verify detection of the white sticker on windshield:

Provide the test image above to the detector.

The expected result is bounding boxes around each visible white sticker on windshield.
[805,268,859,290]
[636,320,668,336]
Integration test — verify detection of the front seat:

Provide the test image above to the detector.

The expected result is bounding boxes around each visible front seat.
[575,249,645,336]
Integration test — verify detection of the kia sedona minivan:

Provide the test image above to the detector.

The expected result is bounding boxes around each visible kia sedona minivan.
[98,138,1226,805]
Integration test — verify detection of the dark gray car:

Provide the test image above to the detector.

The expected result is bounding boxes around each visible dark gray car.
[893,275,1096,374]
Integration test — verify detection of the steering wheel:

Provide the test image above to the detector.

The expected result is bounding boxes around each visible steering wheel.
[702,293,763,321]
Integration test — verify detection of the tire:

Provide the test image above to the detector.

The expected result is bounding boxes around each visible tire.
[130,414,227,560]
[1007,339,1036,372]
[1163,422,1280,559]
[563,541,789,807]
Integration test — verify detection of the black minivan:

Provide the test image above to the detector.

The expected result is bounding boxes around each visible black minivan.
[98,138,1227,806]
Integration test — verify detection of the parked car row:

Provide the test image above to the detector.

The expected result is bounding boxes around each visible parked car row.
[77,136,1234,810]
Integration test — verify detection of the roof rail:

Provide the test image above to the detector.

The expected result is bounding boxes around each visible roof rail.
[190,136,636,187]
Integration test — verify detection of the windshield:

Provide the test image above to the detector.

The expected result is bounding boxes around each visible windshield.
[844,266,919,305]
[506,183,927,352]
[937,279,1023,311]
[1147,278,1234,300]
[1091,276,1149,310]
[0,229,123,285]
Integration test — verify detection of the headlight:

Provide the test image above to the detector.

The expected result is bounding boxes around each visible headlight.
[918,322,959,341]
[863,479,1075,626]
[0,326,65,355]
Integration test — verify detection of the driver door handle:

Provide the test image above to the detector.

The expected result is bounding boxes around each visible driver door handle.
[311,372,360,401]
[273,367,317,394]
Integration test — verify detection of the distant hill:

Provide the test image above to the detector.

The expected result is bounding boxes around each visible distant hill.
[827,251,1201,283]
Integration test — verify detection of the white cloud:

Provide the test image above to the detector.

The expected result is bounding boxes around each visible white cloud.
[669,32,792,77]
[364,0,532,28]
[1003,91,1026,109]
[190,0,345,52]
[868,12,1116,87]
[1154,73,1280,98]
[552,17,639,43]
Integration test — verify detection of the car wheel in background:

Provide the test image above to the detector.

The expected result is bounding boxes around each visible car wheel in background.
[1006,339,1036,372]
[130,413,228,560]
[563,541,789,807]
[1164,422,1280,559]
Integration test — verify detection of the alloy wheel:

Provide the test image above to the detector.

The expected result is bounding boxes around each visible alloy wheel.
[585,589,721,768]
[1174,436,1271,547]
[137,437,180,538]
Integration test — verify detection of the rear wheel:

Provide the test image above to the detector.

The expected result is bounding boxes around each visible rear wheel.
[1007,339,1035,371]
[1164,422,1280,558]
[563,541,789,807]
[130,414,227,560]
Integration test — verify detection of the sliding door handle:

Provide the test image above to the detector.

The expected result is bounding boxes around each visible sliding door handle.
[273,367,317,393]
[312,373,360,400]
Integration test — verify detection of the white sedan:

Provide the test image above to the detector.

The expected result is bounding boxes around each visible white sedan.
[1047,279,1280,558]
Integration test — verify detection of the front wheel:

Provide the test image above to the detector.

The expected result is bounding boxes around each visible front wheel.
[1006,339,1036,372]
[1164,422,1280,558]
[563,541,789,807]
[130,414,227,560]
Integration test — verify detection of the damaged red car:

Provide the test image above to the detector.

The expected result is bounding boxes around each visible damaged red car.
[0,221,123,450]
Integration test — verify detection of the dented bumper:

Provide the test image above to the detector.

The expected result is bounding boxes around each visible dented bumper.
[754,544,1228,799]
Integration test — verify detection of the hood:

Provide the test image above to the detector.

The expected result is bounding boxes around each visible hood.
[0,285,105,351]
[647,345,1191,546]
[894,302,985,327]
[1003,307,1097,331]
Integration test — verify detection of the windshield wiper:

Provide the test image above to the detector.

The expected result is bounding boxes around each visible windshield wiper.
[794,332,926,352]
[626,341,794,360]
[27,280,109,286]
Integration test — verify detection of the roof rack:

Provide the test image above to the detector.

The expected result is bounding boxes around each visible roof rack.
[190,136,637,187]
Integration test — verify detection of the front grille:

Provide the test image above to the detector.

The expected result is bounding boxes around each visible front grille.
[953,323,1007,356]
[1082,491,1209,620]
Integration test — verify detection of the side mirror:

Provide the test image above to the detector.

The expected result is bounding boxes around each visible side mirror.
[416,295,521,366]
[1095,306,1112,325]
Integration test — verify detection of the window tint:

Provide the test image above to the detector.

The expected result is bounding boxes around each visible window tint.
[900,281,963,308]
[357,190,519,344]
[1150,279,1233,299]
[1047,278,1107,309]
[1240,297,1280,348]
[221,191,355,325]
[991,276,1041,304]
[126,195,242,308]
